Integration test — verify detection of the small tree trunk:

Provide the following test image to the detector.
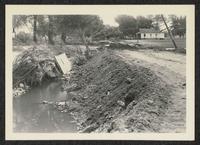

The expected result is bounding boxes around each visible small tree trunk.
[48,16,54,45]
[61,32,66,44]
[81,32,89,49]
[33,15,37,43]
[81,32,90,59]
[13,27,15,33]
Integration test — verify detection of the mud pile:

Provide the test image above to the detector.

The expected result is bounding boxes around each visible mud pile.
[62,50,171,133]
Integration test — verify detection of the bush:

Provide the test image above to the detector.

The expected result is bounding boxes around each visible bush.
[14,32,32,45]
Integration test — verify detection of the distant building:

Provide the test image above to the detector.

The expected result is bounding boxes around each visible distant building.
[136,28,165,39]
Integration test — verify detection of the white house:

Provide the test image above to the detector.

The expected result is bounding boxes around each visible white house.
[137,28,165,39]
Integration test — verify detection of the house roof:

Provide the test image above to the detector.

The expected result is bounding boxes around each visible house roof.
[138,28,161,33]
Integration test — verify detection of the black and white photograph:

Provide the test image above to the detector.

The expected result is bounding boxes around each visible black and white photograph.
[5,5,195,140]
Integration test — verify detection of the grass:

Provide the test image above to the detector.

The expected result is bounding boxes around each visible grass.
[124,38,186,49]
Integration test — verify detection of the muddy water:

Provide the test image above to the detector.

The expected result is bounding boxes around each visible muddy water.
[13,82,77,133]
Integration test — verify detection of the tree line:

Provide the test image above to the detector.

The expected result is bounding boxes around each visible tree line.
[115,14,186,38]
[13,14,186,45]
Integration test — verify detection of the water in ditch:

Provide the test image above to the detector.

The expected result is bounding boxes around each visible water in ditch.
[13,81,77,133]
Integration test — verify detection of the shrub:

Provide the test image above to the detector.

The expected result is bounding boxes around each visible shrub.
[14,32,32,45]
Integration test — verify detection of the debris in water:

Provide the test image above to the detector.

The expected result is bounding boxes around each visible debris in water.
[13,46,61,89]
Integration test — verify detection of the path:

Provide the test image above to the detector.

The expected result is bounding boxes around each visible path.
[115,49,186,132]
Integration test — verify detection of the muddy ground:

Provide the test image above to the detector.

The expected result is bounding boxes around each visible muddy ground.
[62,49,186,133]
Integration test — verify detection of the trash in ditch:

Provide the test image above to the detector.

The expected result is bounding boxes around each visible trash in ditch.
[55,53,72,74]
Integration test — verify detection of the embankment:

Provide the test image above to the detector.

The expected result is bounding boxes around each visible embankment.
[63,50,171,133]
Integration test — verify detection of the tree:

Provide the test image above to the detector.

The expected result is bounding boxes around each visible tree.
[54,15,76,44]
[152,15,162,30]
[37,15,56,45]
[13,15,38,43]
[136,16,153,29]
[115,15,138,37]
[48,16,55,45]
[94,25,122,40]
[66,15,103,48]
[37,15,58,44]
[115,15,153,37]
[74,15,104,58]
[12,15,29,36]
[33,15,37,43]
[170,15,186,38]
[55,15,104,56]
[37,15,49,42]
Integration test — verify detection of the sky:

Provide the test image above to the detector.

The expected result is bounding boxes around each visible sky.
[99,14,185,27]
[99,14,119,26]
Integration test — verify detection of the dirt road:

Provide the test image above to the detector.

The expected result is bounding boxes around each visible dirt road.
[115,49,186,132]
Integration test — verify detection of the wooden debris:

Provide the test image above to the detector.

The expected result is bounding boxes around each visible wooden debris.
[55,53,72,74]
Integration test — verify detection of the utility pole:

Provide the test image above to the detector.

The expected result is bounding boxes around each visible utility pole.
[161,14,177,49]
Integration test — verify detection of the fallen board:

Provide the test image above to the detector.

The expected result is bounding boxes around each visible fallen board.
[55,53,72,74]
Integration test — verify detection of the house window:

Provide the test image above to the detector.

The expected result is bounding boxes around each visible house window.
[144,34,146,37]
[150,34,152,37]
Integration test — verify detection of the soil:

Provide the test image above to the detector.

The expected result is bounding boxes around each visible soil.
[62,49,186,133]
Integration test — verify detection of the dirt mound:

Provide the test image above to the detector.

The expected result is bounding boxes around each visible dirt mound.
[62,50,171,133]
[107,42,145,50]
[108,42,133,49]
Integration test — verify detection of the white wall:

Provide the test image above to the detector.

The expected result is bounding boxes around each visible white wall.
[141,33,165,39]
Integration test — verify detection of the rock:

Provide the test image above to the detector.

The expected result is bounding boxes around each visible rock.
[117,100,125,107]
[81,123,99,133]
[106,91,110,95]
[107,122,117,133]
[132,100,137,105]
[42,100,53,105]
[147,100,154,105]
[19,83,24,88]
[42,100,48,104]
[97,105,102,109]
[55,101,68,111]
[56,101,66,106]
[13,87,26,98]
[125,77,132,84]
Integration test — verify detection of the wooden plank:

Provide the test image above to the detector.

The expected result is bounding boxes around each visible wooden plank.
[55,53,72,74]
